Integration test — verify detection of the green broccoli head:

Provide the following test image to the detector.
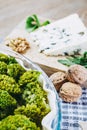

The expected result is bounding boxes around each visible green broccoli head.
[22,82,50,124]
[22,82,49,105]
[0,61,7,74]
[22,88,50,120]
[7,63,26,79]
[8,56,18,64]
[14,103,49,127]
[0,74,21,95]
[0,53,50,129]
[0,53,9,63]
[0,115,40,130]
[19,70,41,87]
[0,53,18,65]
[0,89,17,119]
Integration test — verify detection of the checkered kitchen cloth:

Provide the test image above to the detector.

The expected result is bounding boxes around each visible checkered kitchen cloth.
[58,87,87,130]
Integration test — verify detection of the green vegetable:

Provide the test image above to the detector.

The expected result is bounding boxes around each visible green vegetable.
[0,61,7,74]
[18,70,50,127]
[58,51,87,68]
[14,104,43,127]
[0,89,17,119]
[22,82,48,105]
[8,56,18,64]
[0,53,18,64]
[19,70,41,87]
[0,53,9,63]
[26,14,50,32]
[0,115,40,130]
[0,53,50,129]
[19,102,50,127]
[0,74,21,95]
[22,82,50,127]
[7,63,26,80]
[14,103,50,127]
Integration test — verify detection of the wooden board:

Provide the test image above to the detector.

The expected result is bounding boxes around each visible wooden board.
[3,18,68,76]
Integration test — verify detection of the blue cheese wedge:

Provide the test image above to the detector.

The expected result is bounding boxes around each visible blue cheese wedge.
[29,14,87,56]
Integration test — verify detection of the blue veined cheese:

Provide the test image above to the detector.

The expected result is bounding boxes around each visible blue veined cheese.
[29,14,87,56]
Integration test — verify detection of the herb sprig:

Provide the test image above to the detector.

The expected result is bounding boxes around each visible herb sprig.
[58,52,87,68]
[26,14,50,32]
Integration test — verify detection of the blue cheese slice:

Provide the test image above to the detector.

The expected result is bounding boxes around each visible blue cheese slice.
[29,14,87,56]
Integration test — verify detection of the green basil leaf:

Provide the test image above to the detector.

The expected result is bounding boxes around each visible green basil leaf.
[58,59,74,66]
[58,51,87,68]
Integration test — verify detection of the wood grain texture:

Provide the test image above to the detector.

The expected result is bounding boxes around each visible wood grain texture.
[0,0,87,38]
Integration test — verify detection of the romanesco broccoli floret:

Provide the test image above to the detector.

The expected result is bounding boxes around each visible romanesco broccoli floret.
[22,82,48,105]
[0,61,7,74]
[19,70,41,87]
[0,89,17,119]
[14,103,50,127]
[7,63,26,79]
[0,74,21,94]
[0,53,18,64]
[0,115,40,130]
[8,56,18,64]
[0,53,9,63]
[22,82,50,125]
